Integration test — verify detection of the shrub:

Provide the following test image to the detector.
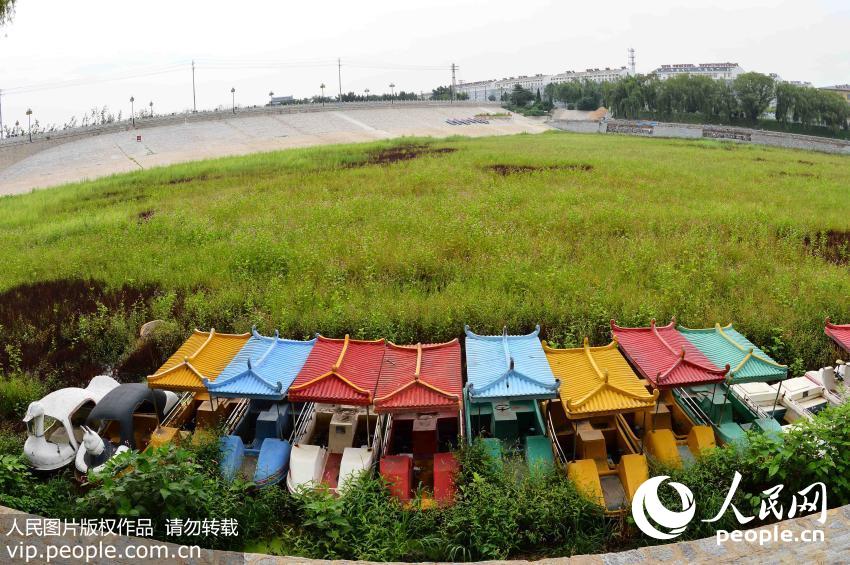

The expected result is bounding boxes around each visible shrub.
[0,373,46,420]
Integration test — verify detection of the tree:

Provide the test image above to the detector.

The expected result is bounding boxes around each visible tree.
[0,0,15,25]
[733,72,775,122]
[774,83,796,126]
[509,84,534,107]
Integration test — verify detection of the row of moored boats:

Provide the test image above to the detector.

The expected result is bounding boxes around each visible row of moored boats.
[22,318,850,511]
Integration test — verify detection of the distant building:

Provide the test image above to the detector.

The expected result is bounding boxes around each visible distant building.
[269,95,294,105]
[653,63,744,81]
[548,67,631,84]
[820,84,850,103]
[455,66,631,101]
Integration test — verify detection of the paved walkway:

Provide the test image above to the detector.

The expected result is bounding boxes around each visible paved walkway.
[1,503,846,564]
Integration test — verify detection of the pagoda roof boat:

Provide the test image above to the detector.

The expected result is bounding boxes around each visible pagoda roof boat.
[146,328,250,447]
[287,335,386,494]
[677,323,788,443]
[23,375,120,471]
[543,338,657,513]
[611,319,727,467]
[75,383,178,475]
[825,318,850,354]
[206,328,316,487]
[375,339,462,505]
[463,325,559,469]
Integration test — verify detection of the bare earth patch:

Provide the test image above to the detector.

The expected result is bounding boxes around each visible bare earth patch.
[804,230,850,265]
[486,163,593,176]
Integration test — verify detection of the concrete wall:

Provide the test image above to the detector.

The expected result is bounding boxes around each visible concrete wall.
[0,101,499,171]
[549,119,850,155]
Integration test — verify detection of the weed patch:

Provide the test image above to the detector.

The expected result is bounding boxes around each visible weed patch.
[486,163,593,175]
[804,230,850,265]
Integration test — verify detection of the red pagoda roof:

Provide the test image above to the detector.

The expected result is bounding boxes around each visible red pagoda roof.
[610,318,729,389]
[374,339,462,413]
[825,318,850,354]
[288,335,386,405]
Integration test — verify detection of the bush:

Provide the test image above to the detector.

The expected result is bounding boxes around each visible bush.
[0,373,46,420]
[0,454,77,517]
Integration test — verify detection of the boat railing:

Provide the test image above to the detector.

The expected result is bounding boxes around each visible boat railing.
[729,385,771,420]
[545,408,568,464]
[222,398,250,435]
[379,413,393,457]
[290,402,315,444]
[673,388,713,427]
[160,392,194,427]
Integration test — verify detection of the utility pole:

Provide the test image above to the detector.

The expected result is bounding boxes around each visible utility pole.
[0,88,4,140]
[450,63,457,103]
[231,87,236,114]
[320,83,326,107]
[26,108,32,142]
[337,58,343,102]
[389,83,395,104]
[192,60,197,112]
[130,96,135,127]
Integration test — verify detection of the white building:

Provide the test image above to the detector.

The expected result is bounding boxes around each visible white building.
[653,63,744,81]
[455,66,631,101]
[548,67,631,84]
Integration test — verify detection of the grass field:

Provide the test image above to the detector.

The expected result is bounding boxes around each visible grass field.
[1,131,849,386]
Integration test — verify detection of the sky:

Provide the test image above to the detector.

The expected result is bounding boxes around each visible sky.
[0,0,848,127]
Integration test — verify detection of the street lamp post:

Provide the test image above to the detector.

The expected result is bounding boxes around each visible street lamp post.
[130,96,135,127]
[26,109,32,142]
[149,101,153,118]
[389,83,395,104]
[320,83,325,106]
[269,91,274,106]
[364,88,369,102]
[231,87,236,114]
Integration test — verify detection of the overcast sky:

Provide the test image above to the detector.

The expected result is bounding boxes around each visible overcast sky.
[1,0,848,127]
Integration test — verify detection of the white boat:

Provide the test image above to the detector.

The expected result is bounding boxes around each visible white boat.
[733,376,837,430]
[286,403,383,494]
[22,375,120,471]
[805,364,846,405]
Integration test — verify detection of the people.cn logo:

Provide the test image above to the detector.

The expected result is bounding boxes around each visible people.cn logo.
[632,475,697,540]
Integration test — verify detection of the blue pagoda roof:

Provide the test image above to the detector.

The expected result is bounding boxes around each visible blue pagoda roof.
[464,325,559,400]
[204,328,317,399]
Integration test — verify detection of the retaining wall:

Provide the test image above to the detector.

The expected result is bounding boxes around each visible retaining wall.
[550,119,850,155]
[0,101,499,171]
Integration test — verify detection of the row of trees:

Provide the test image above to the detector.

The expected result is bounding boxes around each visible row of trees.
[602,72,849,132]
[775,83,850,131]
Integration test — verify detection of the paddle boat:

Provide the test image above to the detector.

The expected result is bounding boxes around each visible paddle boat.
[543,338,657,513]
[805,364,846,405]
[611,319,727,467]
[732,376,836,427]
[375,340,463,505]
[205,329,316,487]
[463,325,559,469]
[22,375,120,471]
[75,383,178,475]
[146,328,251,447]
[676,323,787,443]
[286,335,386,494]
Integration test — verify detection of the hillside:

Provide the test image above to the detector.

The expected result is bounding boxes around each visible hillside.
[1,131,849,387]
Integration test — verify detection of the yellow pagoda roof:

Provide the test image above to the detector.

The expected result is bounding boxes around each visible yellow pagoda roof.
[543,338,658,417]
[147,328,250,393]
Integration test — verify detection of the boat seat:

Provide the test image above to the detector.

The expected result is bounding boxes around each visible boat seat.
[524,435,553,471]
[567,459,604,507]
[219,435,245,482]
[338,446,372,492]
[254,438,290,486]
[381,455,413,501]
[433,452,458,503]
[650,403,672,431]
[482,437,503,462]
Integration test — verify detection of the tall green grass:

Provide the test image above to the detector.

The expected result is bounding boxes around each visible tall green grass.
[1,132,849,376]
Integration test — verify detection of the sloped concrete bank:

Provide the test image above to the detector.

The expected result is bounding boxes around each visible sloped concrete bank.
[550,119,850,155]
[1,503,847,564]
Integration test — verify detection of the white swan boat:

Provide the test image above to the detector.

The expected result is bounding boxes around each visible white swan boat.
[22,375,120,471]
